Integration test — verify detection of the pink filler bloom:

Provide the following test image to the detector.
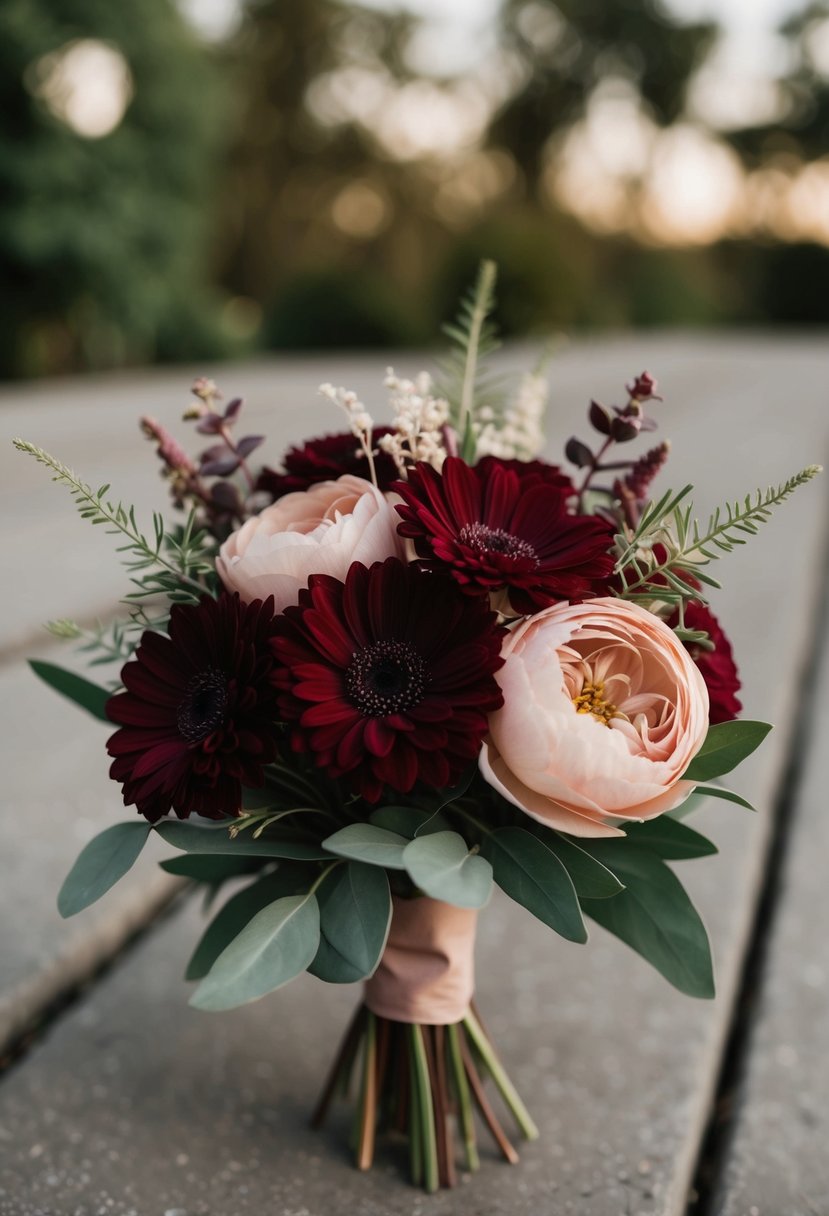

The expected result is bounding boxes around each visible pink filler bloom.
[217,474,404,611]
[480,598,709,837]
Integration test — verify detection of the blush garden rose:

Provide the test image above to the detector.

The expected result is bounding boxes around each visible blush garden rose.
[216,473,404,612]
[480,597,710,837]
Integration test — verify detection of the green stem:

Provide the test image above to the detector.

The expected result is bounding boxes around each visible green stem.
[446,1023,479,1172]
[357,1011,377,1170]
[463,1011,539,1141]
[309,861,343,896]
[409,1025,439,1193]
[408,1038,422,1187]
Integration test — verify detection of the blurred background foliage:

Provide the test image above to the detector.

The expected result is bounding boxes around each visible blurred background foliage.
[1,0,828,377]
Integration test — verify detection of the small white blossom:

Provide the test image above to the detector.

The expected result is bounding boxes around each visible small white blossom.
[379,368,450,475]
[474,370,549,461]
[319,382,377,485]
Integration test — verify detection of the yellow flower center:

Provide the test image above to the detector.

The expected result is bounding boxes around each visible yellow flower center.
[572,680,622,726]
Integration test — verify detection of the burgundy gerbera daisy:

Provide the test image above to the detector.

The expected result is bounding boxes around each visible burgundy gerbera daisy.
[271,558,505,801]
[393,457,615,614]
[257,429,399,500]
[106,594,281,822]
[669,600,743,724]
[476,455,575,496]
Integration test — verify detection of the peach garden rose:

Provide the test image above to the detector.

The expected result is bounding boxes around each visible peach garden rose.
[480,597,710,837]
[216,474,404,612]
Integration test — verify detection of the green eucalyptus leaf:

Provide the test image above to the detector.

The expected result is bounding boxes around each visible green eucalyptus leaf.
[482,827,586,943]
[160,854,264,883]
[322,824,408,869]
[190,892,320,1011]
[58,821,151,917]
[186,867,314,980]
[622,817,718,860]
[370,806,449,839]
[403,831,493,909]
[30,660,111,723]
[581,847,715,998]
[309,862,392,984]
[156,819,328,860]
[692,785,755,811]
[683,720,772,782]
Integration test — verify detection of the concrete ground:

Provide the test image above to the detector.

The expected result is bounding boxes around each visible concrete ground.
[0,334,827,1216]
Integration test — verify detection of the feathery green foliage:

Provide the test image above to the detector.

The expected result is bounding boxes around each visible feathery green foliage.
[438,260,503,460]
[13,439,215,604]
[615,467,822,619]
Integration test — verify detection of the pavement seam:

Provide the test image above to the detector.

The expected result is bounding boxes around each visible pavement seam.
[686,509,829,1215]
[0,884,189,1080]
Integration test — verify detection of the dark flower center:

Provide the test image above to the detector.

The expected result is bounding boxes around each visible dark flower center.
[177,669,229,743]
[458,522,538,564]
[346,641,429,717]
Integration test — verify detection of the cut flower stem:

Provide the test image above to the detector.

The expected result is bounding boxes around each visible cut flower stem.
[312,1001,536,1190]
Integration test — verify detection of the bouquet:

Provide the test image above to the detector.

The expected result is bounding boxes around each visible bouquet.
[14,263,820,1192]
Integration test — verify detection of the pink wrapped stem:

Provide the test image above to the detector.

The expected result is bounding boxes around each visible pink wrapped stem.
[364,895,477,1025]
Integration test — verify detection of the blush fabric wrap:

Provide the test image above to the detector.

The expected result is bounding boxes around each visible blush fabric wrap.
[363,895,477,1025]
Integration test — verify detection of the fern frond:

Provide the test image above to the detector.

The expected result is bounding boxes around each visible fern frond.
[615,465,822,606]
[437,260,502,457]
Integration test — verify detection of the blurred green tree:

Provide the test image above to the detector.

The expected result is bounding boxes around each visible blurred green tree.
[0,0,226,376]
[489,0,717,192]
[488,0,714,193]
[726,2,829,165]
[217,0,435,315]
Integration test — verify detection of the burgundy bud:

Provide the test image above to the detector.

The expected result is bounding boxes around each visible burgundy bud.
[140,416,196,476]
[626,371,659,402]
[565,437,594,468]
[588,400,612,435]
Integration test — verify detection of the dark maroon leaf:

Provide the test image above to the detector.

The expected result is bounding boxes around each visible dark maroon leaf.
[211,481,242,510]
[588,400,612,435]
[236,435,265,459]
[223,397,244,422]
[195,413,225,435]
[565,437,594,468]
[200,443,228,463]
[610,417,641,443]
[201,456,241,477]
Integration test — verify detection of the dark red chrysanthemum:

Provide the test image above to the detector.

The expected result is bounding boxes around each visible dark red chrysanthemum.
[669,600,743,724]
[106,594,281,822]
[272,558,505,801]
[257,429,398,500]
[393,457,615,614]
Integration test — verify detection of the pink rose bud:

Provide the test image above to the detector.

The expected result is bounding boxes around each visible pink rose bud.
[217,475,405,612]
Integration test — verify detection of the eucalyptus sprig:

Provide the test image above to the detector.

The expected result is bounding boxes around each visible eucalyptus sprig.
[13,440,214,602]
[615,467,823,622]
